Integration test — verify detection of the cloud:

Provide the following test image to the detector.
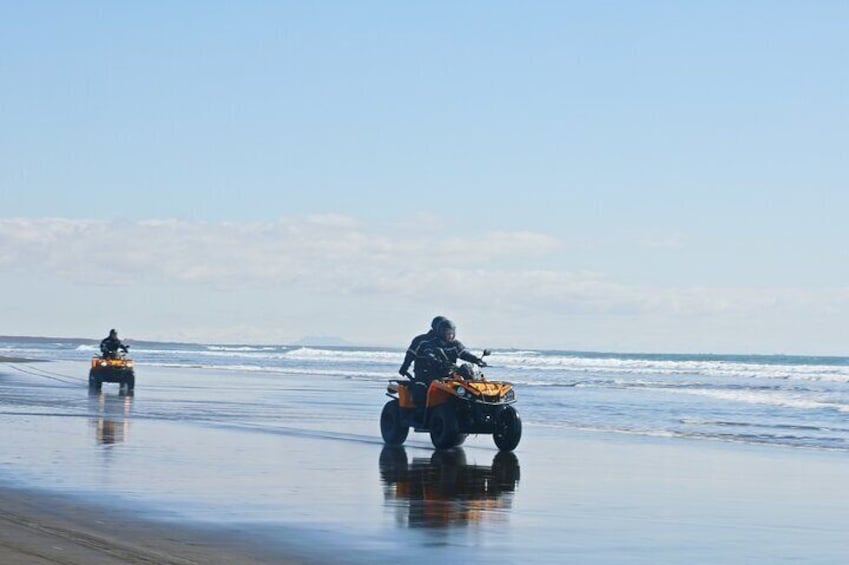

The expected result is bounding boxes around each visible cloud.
[0,216,561,289]
[1,217,845,326]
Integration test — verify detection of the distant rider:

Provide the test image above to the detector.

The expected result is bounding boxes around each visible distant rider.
[100,329,129,359]
[413,319,487,409]
[398,315,446,378]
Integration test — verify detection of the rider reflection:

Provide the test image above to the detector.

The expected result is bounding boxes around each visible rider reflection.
[379,447,520,528]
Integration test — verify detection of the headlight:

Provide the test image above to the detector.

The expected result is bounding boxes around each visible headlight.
[99,361,107,367]
[456,386,466,396]
[505,389,515,401]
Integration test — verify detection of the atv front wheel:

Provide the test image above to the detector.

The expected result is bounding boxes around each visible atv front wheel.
[381,400,409,446]
[493,406,522,451]
[429,404,463,449]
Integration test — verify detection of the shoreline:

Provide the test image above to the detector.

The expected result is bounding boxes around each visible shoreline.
[0,484,308,565]
[5,357,849,562]
[0,356,39,363]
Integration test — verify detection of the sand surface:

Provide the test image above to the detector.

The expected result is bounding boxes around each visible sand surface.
[0,487,306,565]
[4,360,849,563]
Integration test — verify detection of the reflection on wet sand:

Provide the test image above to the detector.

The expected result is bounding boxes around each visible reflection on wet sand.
[379,447,520,528]
[89,393,133,445]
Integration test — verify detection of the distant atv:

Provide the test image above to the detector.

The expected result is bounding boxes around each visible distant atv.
[89,351,135,394]
[381,351,522,451]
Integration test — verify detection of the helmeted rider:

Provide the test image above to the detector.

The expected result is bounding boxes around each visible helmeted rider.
[412,318,487,409]
[100,329,129,359]
[398,315,446,378]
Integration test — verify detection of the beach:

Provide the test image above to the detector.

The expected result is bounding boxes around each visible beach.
[3,344,849,563]
[0,486,304,564]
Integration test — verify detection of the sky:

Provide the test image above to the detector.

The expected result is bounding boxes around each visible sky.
[1,2,847,354]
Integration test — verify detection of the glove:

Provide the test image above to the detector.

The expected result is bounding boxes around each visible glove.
[476,359,487,368]
[398,366,408,377]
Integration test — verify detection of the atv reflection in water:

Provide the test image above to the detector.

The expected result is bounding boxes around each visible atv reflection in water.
[88,393,133,445]
[379,447,520,529]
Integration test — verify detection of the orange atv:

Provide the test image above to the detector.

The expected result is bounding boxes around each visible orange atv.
[89,351,135,395]
[381,351,522,451]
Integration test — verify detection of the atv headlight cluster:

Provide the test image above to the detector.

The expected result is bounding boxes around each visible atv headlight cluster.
[456,386,466,396]
[505,389,515,401]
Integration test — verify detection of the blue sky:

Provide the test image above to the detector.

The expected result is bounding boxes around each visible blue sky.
[1,2,847,353]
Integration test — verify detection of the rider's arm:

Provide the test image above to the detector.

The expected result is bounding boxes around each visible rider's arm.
[458,342,486,366]
[399,335,425,375]
[399,350,414,374]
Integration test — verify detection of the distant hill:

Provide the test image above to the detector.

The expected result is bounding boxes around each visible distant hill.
[0,334,361,348]
[293,336,354,347]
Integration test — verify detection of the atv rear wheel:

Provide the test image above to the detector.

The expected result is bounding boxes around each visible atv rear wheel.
[88,371,102,393]
[381,400,409,446]
[493,406,522,451]
[429,404,463,449]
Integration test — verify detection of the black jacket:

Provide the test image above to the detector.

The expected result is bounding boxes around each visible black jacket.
[416,336,481,383]
[100,336,128,357]
[399,329,437,375]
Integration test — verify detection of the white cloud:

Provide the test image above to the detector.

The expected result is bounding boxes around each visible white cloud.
[3,216,849,353]
[0,217,563,290]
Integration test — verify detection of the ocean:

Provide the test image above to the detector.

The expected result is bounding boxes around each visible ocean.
[4,336,849,452]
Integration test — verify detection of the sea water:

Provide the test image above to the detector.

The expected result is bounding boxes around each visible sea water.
[3,337,849,452]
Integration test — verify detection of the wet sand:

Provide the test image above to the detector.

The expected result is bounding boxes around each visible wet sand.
[0,487,306,565]
[3,430,849,564]
[0,355,39,363]
[4,361,849,563]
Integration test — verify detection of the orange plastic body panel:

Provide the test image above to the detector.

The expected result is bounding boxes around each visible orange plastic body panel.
[91,357,134,369]
[426,381,456,408]
[465,380,512,398]
[398,383,415,408]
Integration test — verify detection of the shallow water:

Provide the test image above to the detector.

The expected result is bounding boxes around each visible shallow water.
[3,340,849,562]
[5,338,849,451]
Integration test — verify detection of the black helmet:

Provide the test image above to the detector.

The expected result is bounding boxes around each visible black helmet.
[436,319,456,342]
[109,329,117,337]
[430,315,447,331]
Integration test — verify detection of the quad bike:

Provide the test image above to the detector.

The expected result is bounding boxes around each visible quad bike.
[89,350,135,395]
[381,350,522,451]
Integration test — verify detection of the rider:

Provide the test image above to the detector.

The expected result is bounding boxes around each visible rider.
[100,329,129,359]
[398,315,446,378]
[413,318,487,409]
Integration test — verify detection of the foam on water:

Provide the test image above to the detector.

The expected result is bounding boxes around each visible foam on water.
[4,337,849,451]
